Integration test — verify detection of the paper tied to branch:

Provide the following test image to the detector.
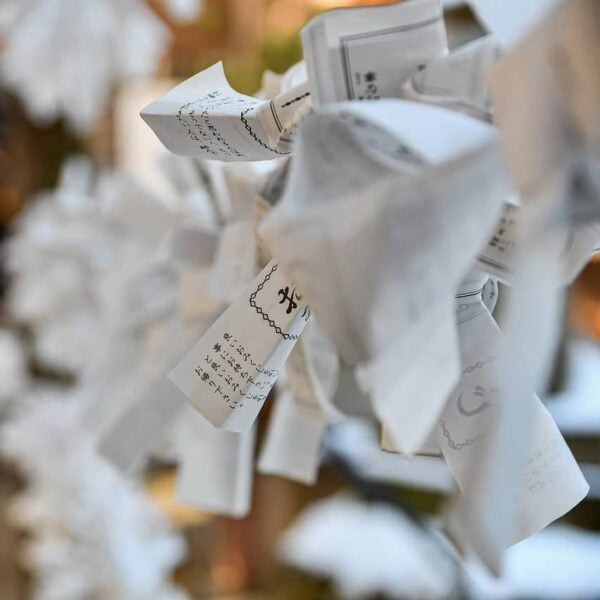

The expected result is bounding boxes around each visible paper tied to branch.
[440,272,588,570]
[489,0,600,210]
[141,62,310,162]
[376,272,490,458]
[466,0,561,50]
[260,99,510,453]
[178,268,224,321]
[169,259,310,432]
[285,321,340,420]
[404,34,500,119]
[258,321,341,484]
[210,219,258,302]
[210,180,281,304]
[175,407,255,517]
[98,377,188,473]
[258,391,328,486]
[477,203,600,285]
[98,173,178,246]
[97,315,212,472]
[302,0,447,107]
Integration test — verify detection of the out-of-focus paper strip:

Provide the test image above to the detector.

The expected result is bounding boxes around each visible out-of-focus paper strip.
[210,219,257,302]
[175,408,255,517]
[178,268,224,321]
[477,204,600,285]
[443,268,588,572]
[98,316,214,471]
[489,0,600,201]
[302,0,447,106]
[141,62,310,162]
[357,302,458,454]
[261,100,509,453]
[257,391,327,485]
[467,0,560,49]
[98,377,187,473]
[99,175,178,245]
[285,320,340,421]
[380,425,440,456]
[405,35,499,118]
[257,322,341,484]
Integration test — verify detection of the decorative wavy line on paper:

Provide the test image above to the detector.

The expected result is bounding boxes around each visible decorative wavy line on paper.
[440,420,480,451]
[249,264,299,341]
[240,107,290,156]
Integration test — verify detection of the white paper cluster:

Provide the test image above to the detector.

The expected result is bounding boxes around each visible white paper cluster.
[3,157,205,599]
[2,393,187,600]
[137,0,600,587]
[3,0,600,597]
[0,0,203,133]
[7,156,170,377]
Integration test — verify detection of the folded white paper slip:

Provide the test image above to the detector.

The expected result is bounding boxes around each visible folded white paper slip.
[257,391,328,486]
[98,175,179,246]
[467,0,560,50]
[405,35,500,118]
[169,259,310,432]
[260,101,509,453]
[98,377,188,473]
[259,101,503,252]
[175,407,255,517]
[210,219,258,302]
[356,301,459,455]
[364,271,486,456]
[141,62,310,162]
[178,268,224,321]
[477,204,600,285]
[258,322,341,484]
[489,0,600,199]
[441,294,588,570]
[381,424,440,456]
[302,0,447,107]
[284,320,341,421]
[168,224,218,271]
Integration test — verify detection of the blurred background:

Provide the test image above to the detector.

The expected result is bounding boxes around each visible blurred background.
[0,1,599,599]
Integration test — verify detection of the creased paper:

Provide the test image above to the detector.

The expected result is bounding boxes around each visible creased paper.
[261,100,509,453]
[258,321,341,484]
[302,0,447,107]
[257,391,328,485]
[141,62,310,162]
[443,271,588,571]
[405,35,499,118]
[477,203,600,285]
[175,407,255,517]
[169,259,310,432]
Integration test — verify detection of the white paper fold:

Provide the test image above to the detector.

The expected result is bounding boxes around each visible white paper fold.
[141,62,310,162]
[175,407,255,517]
[260,100,509,453]
[302,0,447,106]
[169,259,309,432]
